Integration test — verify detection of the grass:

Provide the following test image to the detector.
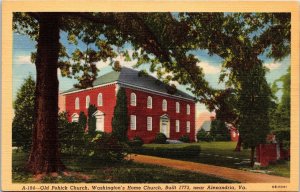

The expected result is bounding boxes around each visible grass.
[12,150,234,183]
[142,141,290,177]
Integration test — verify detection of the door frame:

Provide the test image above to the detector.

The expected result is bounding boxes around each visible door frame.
[160,114,170,138]
[92,110,105,132]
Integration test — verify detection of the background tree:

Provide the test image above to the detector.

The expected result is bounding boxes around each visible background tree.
[87,104,98,135]
[12,76,35,152]
[210,120,231,141]
[111,87,128,142]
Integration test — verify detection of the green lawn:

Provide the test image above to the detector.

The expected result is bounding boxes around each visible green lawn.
[12,151,234,183]
[142,141,290,177]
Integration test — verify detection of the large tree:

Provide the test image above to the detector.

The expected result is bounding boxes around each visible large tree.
[178,13,290,166]
[13,12,212,174]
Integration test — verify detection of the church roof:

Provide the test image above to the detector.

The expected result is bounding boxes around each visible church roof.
[62,67,195,101]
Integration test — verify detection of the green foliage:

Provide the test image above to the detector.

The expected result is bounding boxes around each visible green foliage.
[92,132,130,162]
[210,120,231,141]
[87,104,98,135]
[128,136,144,147]
[58,112,86,155]
[111,87,128,142]
[196,129,213,142]
[78,111,87,130]
[135,145,201,158]
[178,135,190,143]
[12,76,35,152]
[153,133,167,144]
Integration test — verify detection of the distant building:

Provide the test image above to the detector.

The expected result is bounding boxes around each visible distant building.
[60,67,196,143]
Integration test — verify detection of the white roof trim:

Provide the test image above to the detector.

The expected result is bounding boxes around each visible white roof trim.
[60,81,117,95]
[117,81,195,102]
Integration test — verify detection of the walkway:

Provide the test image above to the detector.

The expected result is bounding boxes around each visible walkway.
[129,154,290,183]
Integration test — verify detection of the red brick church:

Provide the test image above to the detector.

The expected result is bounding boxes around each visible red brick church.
[60,67,196,143]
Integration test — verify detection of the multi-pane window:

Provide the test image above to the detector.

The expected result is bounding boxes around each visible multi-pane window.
[187,104,190,115]
[147,96,152,109]
[75,97,79,110]
[162,99,167,111]
[130,115,136,130]
[176,102,180,113]
[130,93,136,106]
[98,93,103,106]
[147,117,152,131]
[186,121,190,133]
[86,95,90,108]
[176,120,180,132]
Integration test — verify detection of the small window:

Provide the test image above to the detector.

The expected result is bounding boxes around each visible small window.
[176,102,180,113]
[176,120,180,132]
[75,97,79,110]
[86,95,90,108]
[147,117,152,131]
[98,93,103,106]
[162,99,167,111]
[147,96,152,109]
[187,121,190,133]
[130,115,136,130]
[130,93,136,106]
[187,104,190,115]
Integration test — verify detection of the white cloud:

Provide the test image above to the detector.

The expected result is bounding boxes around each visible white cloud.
[197,61,221,74]
[15,55,32,65]
[264,62,281,70]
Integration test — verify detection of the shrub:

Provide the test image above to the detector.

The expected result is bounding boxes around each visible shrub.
[197,129,213,142]
[128,136,144,147]
[153,133,167,144]
[92,132,130,162]
[178,135,190,143]
[88,104,98,135]
[135,145,201,158]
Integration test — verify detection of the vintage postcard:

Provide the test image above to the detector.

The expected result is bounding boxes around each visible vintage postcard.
[1,0,299,191]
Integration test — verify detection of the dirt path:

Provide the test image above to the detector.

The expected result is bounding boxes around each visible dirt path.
[129,154,290,183]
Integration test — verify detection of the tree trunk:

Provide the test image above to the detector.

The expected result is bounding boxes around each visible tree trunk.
[250,146,255,167]
[235,136,242,151]
[26,13,65,174]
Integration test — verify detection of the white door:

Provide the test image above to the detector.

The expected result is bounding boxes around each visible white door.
[160,115,170,138]
[162,122,167,135]
[96,116,104,132]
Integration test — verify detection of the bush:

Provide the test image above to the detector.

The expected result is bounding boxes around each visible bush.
[92,132,130,162]
[178,135,190,143]
[153,133,167,144]
[197,129,213,142]
[135,145,201,158]
[128,136,144,147]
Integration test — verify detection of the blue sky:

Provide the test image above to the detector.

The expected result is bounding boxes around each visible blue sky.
[13,32,290,114]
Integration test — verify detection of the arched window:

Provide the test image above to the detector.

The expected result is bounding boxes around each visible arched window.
[186,121,190,133]
[75,97,79,110]
[86,95,90,108]
[130,93,136,106]
[176,102,180,113]
[147,96,152,109]
[162,99,167,111]
[97,93,103,106]
[187,104,190,115]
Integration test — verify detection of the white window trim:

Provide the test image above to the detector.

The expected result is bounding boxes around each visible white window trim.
[187,104,190,115]
[147,116,152,131]
[176,120,180,132]
[75,97,79,110]
[131,93,137,106]
[147,96,152,109]
[86,95,90,108]
[130,115,136,130]
[71,113,79,122]
[98,93,103,106]
[187,121,190,133]
[162,99,167,111]
[176,102,180,113]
